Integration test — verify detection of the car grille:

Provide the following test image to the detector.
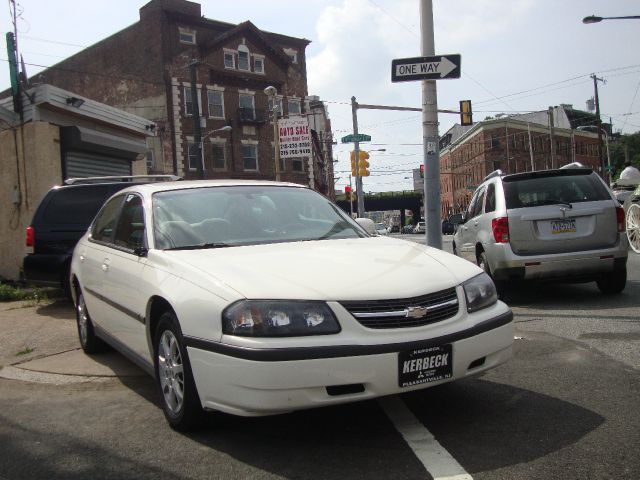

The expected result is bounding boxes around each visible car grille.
[339,287,459,329]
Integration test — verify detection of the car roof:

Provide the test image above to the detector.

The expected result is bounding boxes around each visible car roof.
[119,179,310,195]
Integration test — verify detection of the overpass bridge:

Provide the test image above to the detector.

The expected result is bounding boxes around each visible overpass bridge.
[334,190,423,226]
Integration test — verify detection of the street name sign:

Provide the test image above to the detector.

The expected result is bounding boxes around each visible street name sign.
[391,54,461,82]
[341,133,371,144]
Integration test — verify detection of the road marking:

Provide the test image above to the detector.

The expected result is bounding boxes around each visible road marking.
[379,395,473,480]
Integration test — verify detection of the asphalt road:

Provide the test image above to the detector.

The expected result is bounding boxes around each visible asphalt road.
[0,239,638,480]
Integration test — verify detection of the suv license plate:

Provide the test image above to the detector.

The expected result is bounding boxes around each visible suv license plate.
[551,219,576,234]
[398,344,452,388]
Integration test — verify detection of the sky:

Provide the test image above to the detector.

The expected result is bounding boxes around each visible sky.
[2,0,640,193]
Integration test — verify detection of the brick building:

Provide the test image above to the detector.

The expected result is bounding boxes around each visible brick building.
[22,0,334,195]
[439,105,605,217]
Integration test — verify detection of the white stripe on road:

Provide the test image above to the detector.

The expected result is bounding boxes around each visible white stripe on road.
[379,395,473,480]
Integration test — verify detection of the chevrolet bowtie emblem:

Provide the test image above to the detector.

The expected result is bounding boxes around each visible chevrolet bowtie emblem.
[406,306,428,319]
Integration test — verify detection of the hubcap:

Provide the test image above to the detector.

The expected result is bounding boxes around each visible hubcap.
[77,295,88,345]
[158,330,185,415]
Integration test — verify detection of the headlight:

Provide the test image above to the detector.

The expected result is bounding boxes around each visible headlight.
[462,273,498,312]
[222,300,341,337]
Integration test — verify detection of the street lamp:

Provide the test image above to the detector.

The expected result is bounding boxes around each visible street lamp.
[577,125,611,181]
[264,85,281,181]
[198,126,232,179]
[583,14,640,24]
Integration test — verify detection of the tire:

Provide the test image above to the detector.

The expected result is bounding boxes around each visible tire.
[154,312,203,431]
[76,288,108,354]
[626,203,640,254]
[596,268,627,294]
[478,251,507,299]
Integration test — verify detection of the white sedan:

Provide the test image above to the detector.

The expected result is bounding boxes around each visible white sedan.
[70,180,513,431]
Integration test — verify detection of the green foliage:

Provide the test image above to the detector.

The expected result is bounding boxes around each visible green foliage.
[0,283,45,302]
[610,132,640,179]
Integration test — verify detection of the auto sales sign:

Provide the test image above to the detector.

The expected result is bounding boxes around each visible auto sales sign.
[278,117,312,158]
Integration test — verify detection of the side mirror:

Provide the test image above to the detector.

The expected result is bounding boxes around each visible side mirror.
[355,217,377,235]
[449,213,465,225]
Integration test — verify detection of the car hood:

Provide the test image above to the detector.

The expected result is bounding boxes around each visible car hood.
[161,237,482,301]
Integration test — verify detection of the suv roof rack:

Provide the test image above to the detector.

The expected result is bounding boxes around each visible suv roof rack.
[482,169,503,182]
[64,175,181,185]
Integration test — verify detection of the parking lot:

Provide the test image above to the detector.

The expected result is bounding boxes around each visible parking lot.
[0,241,638,480]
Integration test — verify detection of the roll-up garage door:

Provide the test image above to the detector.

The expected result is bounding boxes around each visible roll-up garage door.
[64,151,132,178]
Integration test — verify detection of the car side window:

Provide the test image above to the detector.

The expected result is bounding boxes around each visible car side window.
[91,195,125,244]
[114,194,145,250]
[472,188,486,218]
[485,183,496,213]
[465,191,478,221]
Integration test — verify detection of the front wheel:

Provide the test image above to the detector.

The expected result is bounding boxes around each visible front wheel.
[154,312,203,431]
[596,268,626,294]
[626,203,640,254]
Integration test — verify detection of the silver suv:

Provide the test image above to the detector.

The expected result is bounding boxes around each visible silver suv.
[451,167,628,295]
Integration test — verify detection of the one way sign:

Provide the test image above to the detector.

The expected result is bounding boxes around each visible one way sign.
[391,54,461,82]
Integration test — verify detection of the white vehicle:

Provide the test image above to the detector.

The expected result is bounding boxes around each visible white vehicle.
[375,223,389,235]
[71,180,513,431]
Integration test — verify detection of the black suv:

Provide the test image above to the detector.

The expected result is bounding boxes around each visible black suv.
[23,175,178,297]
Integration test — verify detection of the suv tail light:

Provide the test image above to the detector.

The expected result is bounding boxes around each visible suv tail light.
[492,217,510,243]
[616,206,625,233]
[25,226,35,254]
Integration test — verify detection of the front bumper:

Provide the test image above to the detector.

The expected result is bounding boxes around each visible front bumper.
[186,310,514,417]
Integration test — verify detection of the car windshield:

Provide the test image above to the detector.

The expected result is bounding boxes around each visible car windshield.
[152,185,368,249]
[503,173,610,209]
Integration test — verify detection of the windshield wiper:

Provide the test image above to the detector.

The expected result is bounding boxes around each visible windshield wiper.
[164,242,231,250]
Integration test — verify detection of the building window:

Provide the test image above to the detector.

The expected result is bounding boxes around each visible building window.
[254,56,264,74]
[184,87,202,116]
[224,51,235,69]
[292,158,304,172]
[268,96,283,117]
[288,98,301,116]
[188,141,201,171]
[179,28,196,45]
[207,90,224,118]
[145,150,154,172]
[238,50,250,71]
[242,144,258,171]
[239,93,255,120]
[211,143,226,170]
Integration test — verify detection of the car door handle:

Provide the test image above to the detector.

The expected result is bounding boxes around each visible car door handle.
[102,258,110,272]
[79,255,85,262]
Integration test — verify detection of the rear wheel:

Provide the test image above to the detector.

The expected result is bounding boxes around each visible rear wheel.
[626,203,640,254]
[478,251,507,299]
[76,288,108,354]
[596,268,627,294]
[154,312,203,431]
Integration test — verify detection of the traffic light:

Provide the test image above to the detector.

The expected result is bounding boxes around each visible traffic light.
[351,150,370,176]
[460,100,472,126]
[419,164,424,178]
[344,185,351,201]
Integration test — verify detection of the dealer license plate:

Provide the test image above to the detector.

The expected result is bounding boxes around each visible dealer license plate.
[550,219,576,234]
[398,344,452,388]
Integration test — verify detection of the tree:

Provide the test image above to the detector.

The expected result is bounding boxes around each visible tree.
[609,132,640,180]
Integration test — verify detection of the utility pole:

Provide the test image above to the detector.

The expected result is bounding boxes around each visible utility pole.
[592,74,606,182]
[351,96,364,217]
[420,0,442,249]
[349,175,354,217]
[548,106,557,169]
[189,59,204,179]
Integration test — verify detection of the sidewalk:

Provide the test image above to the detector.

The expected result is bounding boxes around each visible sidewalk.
[0,298,144,384]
